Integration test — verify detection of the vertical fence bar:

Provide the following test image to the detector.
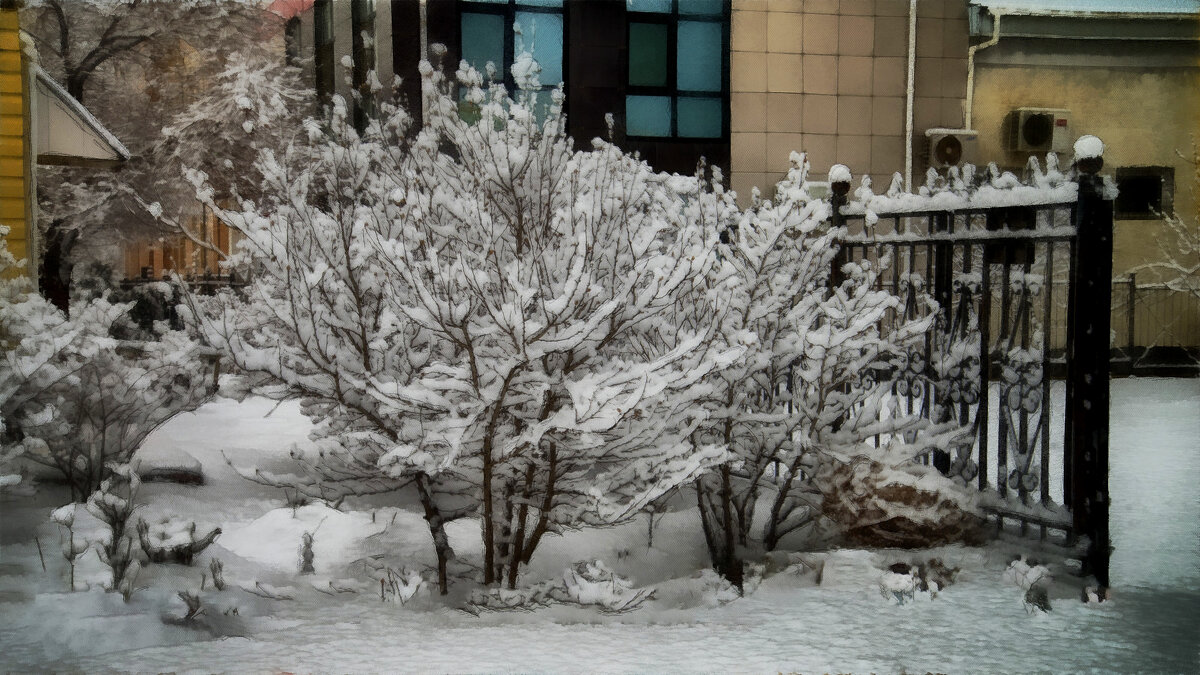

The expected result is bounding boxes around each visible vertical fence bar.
[1127,273,1136,358]
[977,255,992,493]
[997,247,1013,501]
[1068,158,1113,590]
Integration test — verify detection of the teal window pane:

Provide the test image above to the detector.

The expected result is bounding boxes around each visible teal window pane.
[677,96,722,138]
[628,0,671,12]
[515,11,564,85]
[677,21,721,92]
[517,0,563,6]
[461,13,505,80]
[628,23,668,87]
[679,0,723,16]
[626,95,672,137]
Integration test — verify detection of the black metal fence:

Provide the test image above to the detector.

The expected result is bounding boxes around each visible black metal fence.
[829,169,1113,586]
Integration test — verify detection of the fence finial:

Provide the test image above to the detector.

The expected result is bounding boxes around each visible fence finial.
[1073,135,1104,175]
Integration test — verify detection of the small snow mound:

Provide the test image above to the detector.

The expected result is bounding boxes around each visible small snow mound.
[829,164,852,184]
[221,504,383,575]
[1073,135,1104,160]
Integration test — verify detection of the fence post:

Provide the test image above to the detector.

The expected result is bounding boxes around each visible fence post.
[1126,273,1136,359]
[829,168,851,289]
[931,211,953,474]
[1067,145,1113,590]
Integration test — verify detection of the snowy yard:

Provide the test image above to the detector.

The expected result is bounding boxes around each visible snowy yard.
[0,377,1197,673]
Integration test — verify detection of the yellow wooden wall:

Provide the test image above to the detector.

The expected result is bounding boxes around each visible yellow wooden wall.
[0,7,27,272]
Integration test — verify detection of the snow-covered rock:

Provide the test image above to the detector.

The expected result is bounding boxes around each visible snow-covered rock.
[136,445,204,485]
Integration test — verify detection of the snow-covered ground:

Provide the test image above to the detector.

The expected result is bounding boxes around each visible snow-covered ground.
[1,379,1198,673]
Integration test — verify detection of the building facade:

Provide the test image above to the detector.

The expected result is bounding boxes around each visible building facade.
[290,0,1199,348]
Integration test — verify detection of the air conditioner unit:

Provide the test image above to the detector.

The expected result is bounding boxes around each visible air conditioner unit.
[925,128,978,169]
[1009,108,1071,153]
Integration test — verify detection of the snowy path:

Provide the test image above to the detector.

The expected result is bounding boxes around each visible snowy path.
[1,379,1197,673]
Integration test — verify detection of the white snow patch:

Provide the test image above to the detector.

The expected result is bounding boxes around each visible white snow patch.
[828,164,852,184]
[220,504,385,575]
[1073,135,1104,160]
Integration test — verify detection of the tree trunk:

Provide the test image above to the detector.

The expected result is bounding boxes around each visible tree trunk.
[414,473,455,595]
[718,464,744,592]
[39,221,77,313]
[762,454,806,551]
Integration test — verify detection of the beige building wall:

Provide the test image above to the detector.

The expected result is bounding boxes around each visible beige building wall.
[972,64,1200,279]
[730,0,969,203]
[973,61,1200,347]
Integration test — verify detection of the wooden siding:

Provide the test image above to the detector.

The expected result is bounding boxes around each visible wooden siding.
[0,7,26,275]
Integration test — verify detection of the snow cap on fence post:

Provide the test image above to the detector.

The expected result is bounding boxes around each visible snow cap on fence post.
[828,164,853,195]
[1073,135,1104,175]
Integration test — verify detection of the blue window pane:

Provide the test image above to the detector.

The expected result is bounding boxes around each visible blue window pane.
[628,22,668,87]
[626,95,672,137]
[628,0,671,13]
[461,13,505,80]
[514,11,564,85]
[677,97,722,138]
[677,21,722,92]
[517,0,563,6]
[679,0,723,16]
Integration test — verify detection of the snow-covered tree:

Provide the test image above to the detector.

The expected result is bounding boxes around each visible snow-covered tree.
[144,48,313,257]
[188,62,740,593]
[395,65,739,589]
[185,86,471,593]
[14,312,209,500]
[0,227,120,488]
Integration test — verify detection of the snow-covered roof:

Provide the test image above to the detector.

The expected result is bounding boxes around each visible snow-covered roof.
[971,0,1200,16]
[33,66,130,167]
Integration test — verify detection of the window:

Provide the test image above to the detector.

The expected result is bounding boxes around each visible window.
[459,0,564,93]
[1115,166,1175,220]
[352,0,377,131]
[625,0,727,139]
[314,0,335,99]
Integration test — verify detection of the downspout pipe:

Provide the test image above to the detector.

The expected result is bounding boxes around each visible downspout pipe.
[965,11,1002,130]
[903,0,917,191]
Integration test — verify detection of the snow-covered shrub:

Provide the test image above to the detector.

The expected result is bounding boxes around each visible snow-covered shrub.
[1004,555,1053,612]
[689,152,838,589]
[470,560,653,614]
[188,61,738,593]
[208,557,226,591]
[0,229,120,489]
[16,316,209,499]
[85,464,142,595]
[380,566,427,605]
[51,503,88,590]
[689,155,967,587]
[135,516,221,565]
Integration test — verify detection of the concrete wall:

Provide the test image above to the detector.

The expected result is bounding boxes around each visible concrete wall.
[729,0,968,203]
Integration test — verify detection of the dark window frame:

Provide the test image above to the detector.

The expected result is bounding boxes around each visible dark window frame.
[456,0,568,100]
[314,0,335,100]
[352,0,377,131]
[623,0,730,142]
[1115,165,1175,220]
